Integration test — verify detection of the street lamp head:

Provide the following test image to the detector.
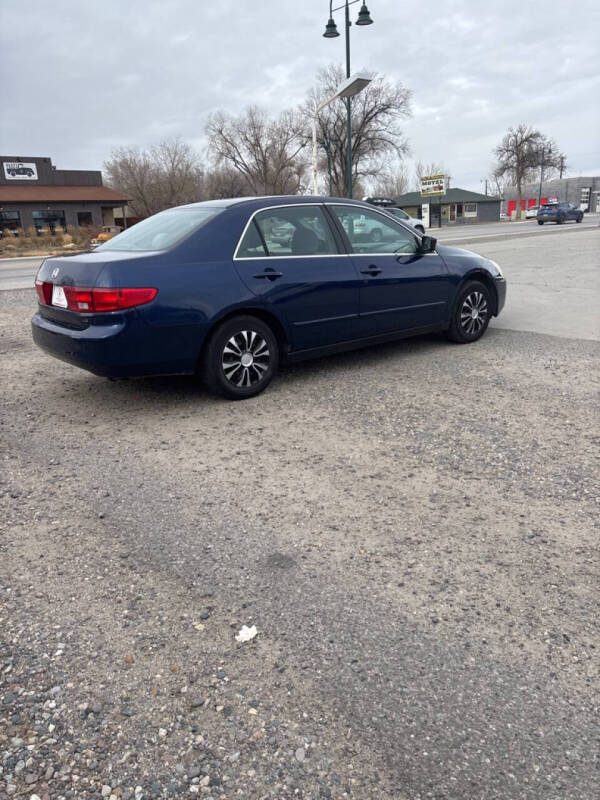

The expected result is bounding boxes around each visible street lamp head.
[323,17,340,37]
[355,3,373,25]
[334,72,372,99]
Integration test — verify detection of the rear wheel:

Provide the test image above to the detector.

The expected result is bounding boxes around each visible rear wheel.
[201,315,278,399]
[446,281,491,344]
[537,220,544,225]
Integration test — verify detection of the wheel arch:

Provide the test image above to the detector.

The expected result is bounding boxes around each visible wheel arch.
[459,270,499,316]
[196,306,290,372]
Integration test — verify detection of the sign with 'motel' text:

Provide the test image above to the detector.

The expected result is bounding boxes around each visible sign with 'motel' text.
[3,162,38,181]
[420,174,445,196]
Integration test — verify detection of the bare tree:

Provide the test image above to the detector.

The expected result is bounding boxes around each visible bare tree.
[203,166,248,199]
[369,164,410,198]
[493,124,564,219]
[206,106,307,195]
[486,170,507,198]
[304,64,411,196]
[104,139,202,218]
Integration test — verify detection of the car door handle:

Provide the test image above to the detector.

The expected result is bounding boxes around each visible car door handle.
[253,269,283,281]
[360,265,382,276]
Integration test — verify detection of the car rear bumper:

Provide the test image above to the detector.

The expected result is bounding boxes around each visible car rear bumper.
[31,310,197,377]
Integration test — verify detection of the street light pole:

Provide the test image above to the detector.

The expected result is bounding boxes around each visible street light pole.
[323,1,373,198]
[311,73,371,195]
[344,1,353,198]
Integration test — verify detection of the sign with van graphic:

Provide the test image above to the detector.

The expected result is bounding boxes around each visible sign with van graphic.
[4,161,38,180]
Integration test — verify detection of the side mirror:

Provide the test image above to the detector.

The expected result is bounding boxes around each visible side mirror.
[419,235,437,253]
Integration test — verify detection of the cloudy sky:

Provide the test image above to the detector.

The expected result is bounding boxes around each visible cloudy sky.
[1,0,599,191]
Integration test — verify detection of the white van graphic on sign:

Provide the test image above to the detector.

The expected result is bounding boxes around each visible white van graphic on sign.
[4,162,38,180]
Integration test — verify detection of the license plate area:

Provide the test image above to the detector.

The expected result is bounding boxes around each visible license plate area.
[52,284,68,308]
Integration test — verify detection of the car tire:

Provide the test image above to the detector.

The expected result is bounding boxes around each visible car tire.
[370,228,383,243]
[201,315,278,400]
[445,280,492,344]
[556,216,563,224]
[415,225,425,234]
[576,214,583,223]
[537,220,544,225]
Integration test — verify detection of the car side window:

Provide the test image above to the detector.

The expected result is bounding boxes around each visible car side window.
[237,206,338,258]
[330,205,418,255]
[237,221,267,258]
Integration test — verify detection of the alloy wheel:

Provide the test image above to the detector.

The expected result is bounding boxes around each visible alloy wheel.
[460,291,488,335]
[221,329,270,388]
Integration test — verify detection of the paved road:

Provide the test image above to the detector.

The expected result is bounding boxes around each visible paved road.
[434,213,599,244]
[0,255,45,290]
[1,216,598,291]
[2,232,599,799]
[459,226,600,340]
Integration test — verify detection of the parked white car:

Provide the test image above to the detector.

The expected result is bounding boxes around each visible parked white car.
[384,206,426,234]
[356,205,425,238]
[525,206,539,219]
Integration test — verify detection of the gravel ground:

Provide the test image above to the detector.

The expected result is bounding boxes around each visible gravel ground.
[1,279,599,799]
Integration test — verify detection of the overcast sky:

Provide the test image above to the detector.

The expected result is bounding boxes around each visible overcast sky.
[1,0,599,191]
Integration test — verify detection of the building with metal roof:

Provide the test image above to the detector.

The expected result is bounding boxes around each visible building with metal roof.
[390,188,501,227]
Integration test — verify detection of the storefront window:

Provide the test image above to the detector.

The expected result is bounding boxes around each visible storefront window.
[77,211,93,226]
[0,210,21,234]
[32,209,66,234]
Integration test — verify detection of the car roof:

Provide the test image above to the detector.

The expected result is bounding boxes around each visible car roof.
[178,195,376,211]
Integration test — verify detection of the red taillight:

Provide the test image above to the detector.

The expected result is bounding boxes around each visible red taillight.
[35,280,52,305]
[35,282,157,312]
[90,287,157,312]
[64,286,94,311]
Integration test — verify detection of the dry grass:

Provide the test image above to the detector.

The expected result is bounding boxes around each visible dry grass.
[0,224,101,256]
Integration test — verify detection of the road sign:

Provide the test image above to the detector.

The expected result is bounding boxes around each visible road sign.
[420,174,445,196]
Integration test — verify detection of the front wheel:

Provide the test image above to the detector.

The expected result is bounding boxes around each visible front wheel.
[576,214,583,223]
[537,220,544,225]
[201,315,278,399]
[446,281,492,344]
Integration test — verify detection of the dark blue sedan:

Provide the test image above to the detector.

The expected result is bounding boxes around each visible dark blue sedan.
[32,196,506,399]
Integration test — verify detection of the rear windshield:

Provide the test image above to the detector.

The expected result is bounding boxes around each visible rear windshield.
[97,207,222,252]
[541,204,557,210]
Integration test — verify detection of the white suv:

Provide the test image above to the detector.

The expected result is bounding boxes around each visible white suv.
[357,205,425,237]
[384,206,425,234]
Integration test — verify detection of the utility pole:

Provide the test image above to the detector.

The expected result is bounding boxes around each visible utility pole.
[559,155,565,180]
[537,146,547,208]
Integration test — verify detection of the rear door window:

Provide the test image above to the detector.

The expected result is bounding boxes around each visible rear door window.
[237,206,338,258]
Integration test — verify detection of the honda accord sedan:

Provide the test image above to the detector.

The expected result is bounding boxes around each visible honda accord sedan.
[32,196,506,399]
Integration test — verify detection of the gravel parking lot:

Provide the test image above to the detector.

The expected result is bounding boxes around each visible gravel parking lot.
[1,229,599,799]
